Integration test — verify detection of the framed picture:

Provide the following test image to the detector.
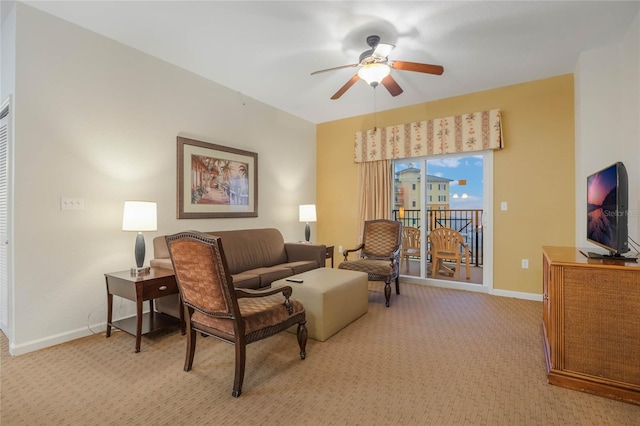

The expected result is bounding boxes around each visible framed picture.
[177,136,258,219]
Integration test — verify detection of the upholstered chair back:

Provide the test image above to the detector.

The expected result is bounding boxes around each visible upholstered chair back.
[362,219,403,259]
[166,232,239,320]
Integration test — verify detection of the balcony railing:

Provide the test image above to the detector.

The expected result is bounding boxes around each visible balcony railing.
[392,209,484,266]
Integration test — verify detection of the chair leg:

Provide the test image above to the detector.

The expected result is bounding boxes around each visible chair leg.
[384,280,391,307]
[183,306,197,372]
[297,320,308,360]
[232,340,247,398]
[432,256,439,277]
[395,276,400,295]
[184,326,197,372]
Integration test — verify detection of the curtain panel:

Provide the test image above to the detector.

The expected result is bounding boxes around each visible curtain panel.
[355,159,392,247]
[354,109,503,162]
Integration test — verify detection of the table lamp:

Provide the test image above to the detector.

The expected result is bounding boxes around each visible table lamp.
[122,201,157,275]
[299,204,317,242]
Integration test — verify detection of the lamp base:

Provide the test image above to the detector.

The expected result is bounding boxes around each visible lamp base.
[305,222,311,242]
[130,266,151,276]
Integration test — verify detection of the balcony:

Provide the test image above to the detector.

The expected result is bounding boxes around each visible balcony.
[393,209,484,282]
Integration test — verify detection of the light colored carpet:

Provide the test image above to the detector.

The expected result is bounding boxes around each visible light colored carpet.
[1,282,639,425]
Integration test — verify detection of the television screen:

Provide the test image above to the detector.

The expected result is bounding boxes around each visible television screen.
[586,162,629,257]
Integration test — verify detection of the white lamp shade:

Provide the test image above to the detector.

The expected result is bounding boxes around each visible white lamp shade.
[357,63,391,86]
[122,201,157,231]
[299,204,317,222]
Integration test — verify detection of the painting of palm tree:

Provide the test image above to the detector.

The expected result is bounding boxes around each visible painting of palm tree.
[191,155,250,205]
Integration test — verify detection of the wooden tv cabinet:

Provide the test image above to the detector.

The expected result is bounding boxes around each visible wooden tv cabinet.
[542,246,640,405]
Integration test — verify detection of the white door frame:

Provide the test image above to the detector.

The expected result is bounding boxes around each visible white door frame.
[0,95,14,341]
[399,150,494,293]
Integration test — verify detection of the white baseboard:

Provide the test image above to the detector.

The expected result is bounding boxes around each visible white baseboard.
[9,322,108,356]
[401,277,542,301]
[490,288,543,301]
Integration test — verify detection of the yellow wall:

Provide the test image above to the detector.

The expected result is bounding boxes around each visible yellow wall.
[317,75,575,295]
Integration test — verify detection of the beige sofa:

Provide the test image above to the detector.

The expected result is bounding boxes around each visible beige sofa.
[151,228,326,317]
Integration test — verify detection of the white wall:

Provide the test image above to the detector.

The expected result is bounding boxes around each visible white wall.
[575,11,640,250]
[0,0,16,344]
[5,4,316,354]
[1,1,17,101]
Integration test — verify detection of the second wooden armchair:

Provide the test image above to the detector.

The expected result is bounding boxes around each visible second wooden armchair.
[338,219,403,307]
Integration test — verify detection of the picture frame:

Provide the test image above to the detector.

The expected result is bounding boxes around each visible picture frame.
[177,136,258,219]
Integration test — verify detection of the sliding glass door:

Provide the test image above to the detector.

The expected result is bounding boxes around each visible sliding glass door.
[394,152,493,289]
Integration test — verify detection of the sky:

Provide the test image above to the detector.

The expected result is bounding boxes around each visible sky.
[395,154,484,210]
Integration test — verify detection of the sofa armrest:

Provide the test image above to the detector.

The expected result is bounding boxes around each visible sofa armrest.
[285,242,326,268]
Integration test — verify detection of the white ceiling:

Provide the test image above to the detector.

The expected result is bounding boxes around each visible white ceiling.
[24,1,640,124]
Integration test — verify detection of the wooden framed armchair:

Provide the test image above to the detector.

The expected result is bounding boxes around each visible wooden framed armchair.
[166,231,307,398]
[428,227,470,280]
[338,219,403,307]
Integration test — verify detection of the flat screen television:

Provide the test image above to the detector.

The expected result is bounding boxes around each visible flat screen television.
[586,162,630,258]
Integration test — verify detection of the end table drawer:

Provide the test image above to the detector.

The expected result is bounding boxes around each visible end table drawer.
[144,277,178,299]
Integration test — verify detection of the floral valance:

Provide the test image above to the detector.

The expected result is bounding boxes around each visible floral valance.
[354,109,503,163]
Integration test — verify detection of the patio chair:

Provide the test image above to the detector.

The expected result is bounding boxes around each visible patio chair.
[428,227,470,280]
[338,219,403,307]
[401,226,421,271]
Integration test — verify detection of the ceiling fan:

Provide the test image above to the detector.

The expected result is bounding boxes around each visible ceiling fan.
[311,35,444,100]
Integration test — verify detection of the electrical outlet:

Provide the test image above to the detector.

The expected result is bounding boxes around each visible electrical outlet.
[501,201,508,211]
[60,197,85,210]
[521,259,529,269]
[338,246,343,253]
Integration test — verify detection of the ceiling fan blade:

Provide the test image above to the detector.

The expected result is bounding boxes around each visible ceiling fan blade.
[331,74,360,100]
[372,43,395,59]
[311,64,358,75]
[381,75,403,97]
[391,61,444,75]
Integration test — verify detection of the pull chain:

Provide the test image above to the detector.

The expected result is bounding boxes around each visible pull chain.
[373,87,378,132]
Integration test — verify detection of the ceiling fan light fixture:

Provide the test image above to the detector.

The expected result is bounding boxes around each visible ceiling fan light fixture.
[358,63,391,87]
[313,35,443,99]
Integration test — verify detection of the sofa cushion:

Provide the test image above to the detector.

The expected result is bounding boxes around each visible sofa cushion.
[205,229,288,274]
[242,266,294,287]
[281,260,320,275]
[231,273,261,289]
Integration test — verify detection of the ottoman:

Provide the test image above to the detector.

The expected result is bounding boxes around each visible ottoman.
[272,268,368,341]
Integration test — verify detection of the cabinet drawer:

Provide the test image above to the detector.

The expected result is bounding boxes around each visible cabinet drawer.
[143,277,178,299]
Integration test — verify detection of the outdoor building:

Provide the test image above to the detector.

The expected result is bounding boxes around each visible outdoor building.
[394,164,453,211]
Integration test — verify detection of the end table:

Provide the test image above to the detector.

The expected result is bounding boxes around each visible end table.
[326,245,335,268]
[105,267,183,352]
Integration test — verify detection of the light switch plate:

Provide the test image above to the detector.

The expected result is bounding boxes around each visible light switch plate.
[61,198,84,210]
